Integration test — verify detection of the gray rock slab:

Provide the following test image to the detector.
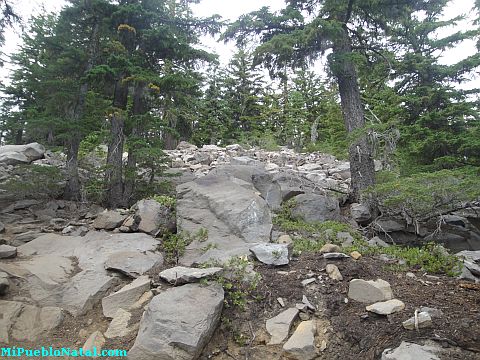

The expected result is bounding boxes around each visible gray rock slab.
[323,252,350,259]
[351,203,371,224]
[366,299,405,315]
[0,244,16,258]
[105,309,135,339]
[177,175,272,266]
[128,283,224,360]
[0,300,23,343]
[266,308,299,345]
[105,251,163,278]
[102,276,151,318]
[382,341,440,360]
[134,199,175,236]
[290,194,340,223]
[159,266,222,285]
[250,243,289,266]
[0,143,45,165]
[11,305,63,342]
[93,210,127,230]
[348,279,393,303]
[283,320,317,360]
[403,312,432,330]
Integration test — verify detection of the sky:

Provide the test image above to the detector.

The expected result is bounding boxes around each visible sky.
[0,0,478,87]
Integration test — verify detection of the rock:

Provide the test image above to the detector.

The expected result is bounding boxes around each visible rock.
[231,156,261,166]
[366,299,405,315]
[277,297,285,307]
[326,264,343,281]
[105,251,163,278]
[277,234,293,245]
[302,278,316,286]
[133,199,176,236]
[0,244,17,259]
[319,243,341,254]
[290,194,340,223]
[0,221,4,233]
[382,341,440,360]
[374,219,406,232]
[351,203,371,224]
[177,175,272,265]
[176,141,198,150]
[128,283,224,360]
[131,291,154,310]
[350,251,362,260]
[323,252,350,259]
[93,210,127,230]
[102,276,151,318]
[368,236,390,248]
[456,250,480,276]
[337,232,354,247]
[8,303,63,342]
[302,295,316,311]
[11,230,41,245]
[0,300,23,343]
[159,266,222,285]
[266,308,299,345]
[402,312,433,330]
[250,243,289,266]
[82,331,105,353]
[419,307,443,319]
[348,279,393,303]
[283,320,317,360]
[0,143,45,165]
[105,309,135,338]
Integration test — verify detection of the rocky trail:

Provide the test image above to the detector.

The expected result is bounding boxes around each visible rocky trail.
[0,142,479,359]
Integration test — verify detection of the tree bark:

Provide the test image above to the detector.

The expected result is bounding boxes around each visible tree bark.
[331,27,376,203]
[123,82,147,205]
[105,79,128,209]
[64,7,100,201]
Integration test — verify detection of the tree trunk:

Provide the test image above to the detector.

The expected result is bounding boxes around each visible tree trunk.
[310,116,319,144]
[123,82,147,205]
[64,8,100,201]
[105,79,128,209]
[331,27,376,203]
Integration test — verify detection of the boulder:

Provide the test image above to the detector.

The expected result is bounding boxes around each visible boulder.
[133,199,176,236]
[368,236,390,248]
[266,308,299,345]
[176,141,198,150]
[382,342,440,360]
[456,250,480,276]
[290,194,340,223]
[93,210,127,230]
[319,243,341,254]
[283,320,317,360]
[105,251,163,278]
[250,244,289,266]
[366,299,405,315]
[102,276,151,318]
[231,156,261,166]
[82,331,105,353]
[159,266,222,285]
[128,283,224,360]
[351,203,371,224]
[0,143,45,165]
[177,175,272,265]
[0,244,17,259]
[0,272,9,295]
[348,279,393,303]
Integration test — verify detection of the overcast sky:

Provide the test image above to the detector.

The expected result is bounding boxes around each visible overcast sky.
[0,0,478,87]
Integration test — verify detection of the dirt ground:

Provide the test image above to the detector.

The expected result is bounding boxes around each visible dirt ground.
[3,253,480,360]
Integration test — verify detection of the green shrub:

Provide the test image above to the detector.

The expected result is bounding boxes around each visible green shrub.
[152,195,176,209]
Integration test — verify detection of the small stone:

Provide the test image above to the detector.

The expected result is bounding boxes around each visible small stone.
[350,251,362,260]
[159,266,222,285]
[283,320,317,360]
[337,232,354,247]
[130,291,154,310]
[299,312,310,321]
[402,312,432,330]
[78,329,89,339]
[301,278,316,287]
[250,243,289,266]
[323,252,350,259]
[266,308,299,345]
[0,244,17,259]
[348,279,393,303]
[82,331,105,353]
[319,243,341,254]
[105,309,134,338]
[277,234,293,245]
[368,236,390,248]
[302,295,316,311]
[406,272,416,279]
[296,303,308,312]
[366,299,405,315]
[102,276,150,318]
[277,297,285,307]
[419,307,443,319]
[326,264,343,281]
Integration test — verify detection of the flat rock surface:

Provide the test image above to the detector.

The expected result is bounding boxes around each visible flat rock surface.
[382,341,440,360]
[266,307,299,345]
[283,320,317,360]
[102,276,151,318]
[159,266,222,285]
[366,299,405,315]
[105,251,163,278]
[128,283,224,360]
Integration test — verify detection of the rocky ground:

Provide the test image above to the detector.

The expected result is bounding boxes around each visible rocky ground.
[0,142,479,360]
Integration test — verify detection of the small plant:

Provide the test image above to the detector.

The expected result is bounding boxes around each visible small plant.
[200,243,218,253]
[152,195,176,210]
[162,231,192,264]
[194,228,209,242]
